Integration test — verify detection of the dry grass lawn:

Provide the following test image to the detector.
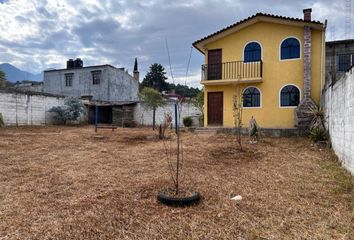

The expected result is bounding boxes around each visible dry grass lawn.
[0,126,353,239]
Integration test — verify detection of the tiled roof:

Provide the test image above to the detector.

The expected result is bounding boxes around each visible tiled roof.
[193,12,323,46]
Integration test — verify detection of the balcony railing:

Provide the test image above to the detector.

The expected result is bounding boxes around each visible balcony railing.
[201,60,263,81]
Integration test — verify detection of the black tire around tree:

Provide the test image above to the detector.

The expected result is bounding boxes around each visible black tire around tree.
[157,191,201,206]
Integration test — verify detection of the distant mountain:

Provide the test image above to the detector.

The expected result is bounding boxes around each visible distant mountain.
[0,63,43,82]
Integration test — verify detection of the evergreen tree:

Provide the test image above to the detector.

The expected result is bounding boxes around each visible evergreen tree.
[141,63,169,92]
[0,70,6,88]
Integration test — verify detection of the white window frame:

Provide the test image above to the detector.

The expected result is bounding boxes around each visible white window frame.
[279,84,302,108]
[242,40,263,62]
[279,36,302,62]
[242,86,262,109]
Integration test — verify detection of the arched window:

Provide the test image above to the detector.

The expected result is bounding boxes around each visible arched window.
[243,87,261,107]
[244,42,261,62]
[280,38,300,60]
[280,85,300,107]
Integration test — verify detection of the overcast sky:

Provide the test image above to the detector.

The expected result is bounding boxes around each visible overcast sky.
[0,0,351,87]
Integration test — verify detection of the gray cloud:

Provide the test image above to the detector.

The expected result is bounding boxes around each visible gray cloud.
[0,0,350,87]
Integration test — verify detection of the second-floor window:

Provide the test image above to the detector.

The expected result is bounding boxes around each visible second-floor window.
[65,73,73,87]
[337,54,354,72]
[244,42,261,62]
[281,37,300,60]
[92,70,102,85]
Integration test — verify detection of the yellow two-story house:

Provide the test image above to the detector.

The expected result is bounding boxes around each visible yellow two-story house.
[193,9,326,130]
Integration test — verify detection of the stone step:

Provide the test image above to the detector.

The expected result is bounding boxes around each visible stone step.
[194,128,218,134]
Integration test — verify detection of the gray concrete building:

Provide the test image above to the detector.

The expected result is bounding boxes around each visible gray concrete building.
[43,58,140,125]
[14,81,43,92]
[43,58,139,102]
[326,39,354,85]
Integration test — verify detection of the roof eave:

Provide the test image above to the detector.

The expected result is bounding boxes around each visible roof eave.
[192,15,324,52]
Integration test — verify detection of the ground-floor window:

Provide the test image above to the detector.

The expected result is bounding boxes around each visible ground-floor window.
[280,85,300,107]
[243,87,260,107]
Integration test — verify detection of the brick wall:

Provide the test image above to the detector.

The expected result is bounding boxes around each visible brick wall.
[0,89,65,125]
[322,68,354,174]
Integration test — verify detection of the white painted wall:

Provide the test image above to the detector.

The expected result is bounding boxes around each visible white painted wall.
[0,89,65,125]
[323,68,354,174]
[134,101,202,127]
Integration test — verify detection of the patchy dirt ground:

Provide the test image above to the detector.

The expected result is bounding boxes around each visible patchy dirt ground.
[0,126,353,240]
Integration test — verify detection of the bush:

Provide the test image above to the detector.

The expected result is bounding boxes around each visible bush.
[0,113,4,127]
[183,116,193,127]
[198,115,204,127]
[309,127,328,142]
[48,97,85,124]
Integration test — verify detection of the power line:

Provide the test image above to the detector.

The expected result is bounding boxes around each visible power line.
[184,47,193,86]
[165,37,175,84]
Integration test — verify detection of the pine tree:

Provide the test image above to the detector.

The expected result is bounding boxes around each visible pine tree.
[141,63,169,92]
[0,70,6,88]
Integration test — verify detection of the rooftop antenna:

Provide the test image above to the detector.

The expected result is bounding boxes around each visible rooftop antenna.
[345,0,352,39]
[165,37,175,84]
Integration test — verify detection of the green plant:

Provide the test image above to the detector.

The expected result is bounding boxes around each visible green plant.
[183,116,193,127]
[192,88,204,126]
[0,70,6,88]
[307,105,328,142]
[309,127,328,142]
[48,97,85,124]
[139,87,165,130]
[0,113,4,127]
[141,63,169,92]
[308,105,326,131]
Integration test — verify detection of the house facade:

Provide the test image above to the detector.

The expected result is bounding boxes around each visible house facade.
[43,58,140,125]
[43,59,139,103]
[326,39,354,85]
[193,9,326,129]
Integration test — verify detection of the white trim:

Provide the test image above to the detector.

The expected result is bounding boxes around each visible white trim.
[279,84,302,108]
[279,36,302,61]
[242,40,263,62]
[242,86,262,108]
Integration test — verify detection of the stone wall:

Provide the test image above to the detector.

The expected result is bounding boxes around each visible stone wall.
[0,88,67,125]
[134,101,202,127]
[322,67,354,174]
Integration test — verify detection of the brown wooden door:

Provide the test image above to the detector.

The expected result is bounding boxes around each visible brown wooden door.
[207,92,223,125]
[208,49,222,80]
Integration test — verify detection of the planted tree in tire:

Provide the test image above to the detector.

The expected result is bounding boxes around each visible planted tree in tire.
[157,100,201,207]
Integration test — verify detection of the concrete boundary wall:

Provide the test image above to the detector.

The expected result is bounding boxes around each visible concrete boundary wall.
[322,67,354,174]
[0,88,65,125]
[134,101,201,127]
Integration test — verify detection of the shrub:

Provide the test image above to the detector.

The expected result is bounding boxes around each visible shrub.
[183,116,193,127]
[0,113,4,127]
[309,127,328,142]
[48,97,85,124]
